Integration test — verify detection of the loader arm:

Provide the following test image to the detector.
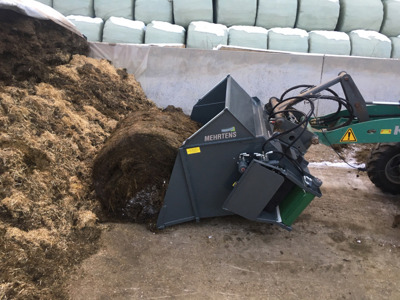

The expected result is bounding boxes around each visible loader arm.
[301,73,400,194]
[280,72,400,146]
[311,101,400,146]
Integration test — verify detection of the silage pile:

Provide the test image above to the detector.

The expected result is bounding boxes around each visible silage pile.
[0,10,197,299]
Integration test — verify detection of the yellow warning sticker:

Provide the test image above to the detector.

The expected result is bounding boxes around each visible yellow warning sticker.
[340,128,357,142]
[186,147,201,155]
[380,129,392,134]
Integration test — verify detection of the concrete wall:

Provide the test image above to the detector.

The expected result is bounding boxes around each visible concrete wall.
[89,43,400,116]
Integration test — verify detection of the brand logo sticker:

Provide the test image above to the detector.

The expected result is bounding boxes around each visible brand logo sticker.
[204,126,237,142]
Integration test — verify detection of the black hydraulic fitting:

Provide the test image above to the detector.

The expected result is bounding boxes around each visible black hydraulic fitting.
[238,160,248,174]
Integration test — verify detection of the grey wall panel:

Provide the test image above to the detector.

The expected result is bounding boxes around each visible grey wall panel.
[89,43,400,117]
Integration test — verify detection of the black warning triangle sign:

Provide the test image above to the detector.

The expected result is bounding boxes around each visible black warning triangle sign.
[340,128,357,142]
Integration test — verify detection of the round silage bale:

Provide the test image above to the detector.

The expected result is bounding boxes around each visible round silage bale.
[228,26,268,49]
[66,15,104,42]
[35,0,52,6]
[296,0,340,31]
[53,0,94,17]
[309,31,350,55]
[349,30,392,58]
[173,0,213,28]
[187,21,228,49]
[255,0,297,29]
[390,37,400,58]
[94,0,134,20]
[134,0,173,24]
[268,28,309,53]
[92,108,200,222]
[102,17,145,44]
[145,21,186,44]
[336,0,384,32]
[215,0,257,27]
[380,0,400,37]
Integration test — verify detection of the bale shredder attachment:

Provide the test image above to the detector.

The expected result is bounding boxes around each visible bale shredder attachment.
[157,76,322,230]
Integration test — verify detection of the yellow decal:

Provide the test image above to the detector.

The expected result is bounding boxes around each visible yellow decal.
[340,128,357,142]
[380,129,392,135]
[186,147,201,155]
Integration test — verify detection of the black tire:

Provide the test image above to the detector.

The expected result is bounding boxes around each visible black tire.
[367,143,400,194]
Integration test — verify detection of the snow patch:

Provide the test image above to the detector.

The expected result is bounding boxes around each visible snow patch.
[309,161,365,169]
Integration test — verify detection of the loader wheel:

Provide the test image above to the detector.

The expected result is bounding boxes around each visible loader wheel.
[367,143,400,194]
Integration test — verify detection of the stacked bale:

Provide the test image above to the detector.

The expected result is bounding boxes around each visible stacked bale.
[134,0,173,24]
[349,30,392,58]
[296,0,340,31]
[145,21,186,44]
[66,16,104,42]
[53,0,94,17]
[41,0,400,58]
[336,0,384,32]
[228,26,268,49]
[215,0,257,27]
[173,0,213,28]
[102,17,145,44]
[380,0,400,37]
[268,28,309,53]
[35,0,53,6]
[187,21,228,49]
[94,0,134,20]
[309,31,351,55]
[256,0,297,29]
[390,37,400,58]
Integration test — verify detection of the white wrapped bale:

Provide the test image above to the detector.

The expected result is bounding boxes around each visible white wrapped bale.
[102,17,145,44]
[350,30,392,58]
[94,0,134,20]
[53,0,94,17]
[228,26,268,49]
[35,0,52,6]
[256,0,297,29]
[296,0,340,31]
[268,28,309,53]
[134,0,173,24]
[145,21,186,44]
[309,31,350,55]
[380,0,400,37]
[66,15,103,42]
[215,0,257,27]
[187,21,228,49]
[336,0,384,32]
[390,37,400,58]
[173,0,213,28]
